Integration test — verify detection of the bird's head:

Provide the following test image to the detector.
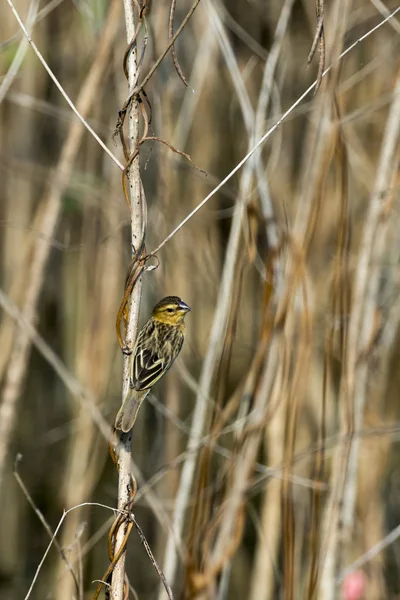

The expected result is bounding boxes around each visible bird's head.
[152,296,191,326]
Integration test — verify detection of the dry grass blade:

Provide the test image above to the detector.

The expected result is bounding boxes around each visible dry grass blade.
[308,0,325,93]
[122,0,200,102]
[169,0,189,87]
[142,136,205,174]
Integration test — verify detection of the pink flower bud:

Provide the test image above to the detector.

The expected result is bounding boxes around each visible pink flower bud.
[342,570,367,600]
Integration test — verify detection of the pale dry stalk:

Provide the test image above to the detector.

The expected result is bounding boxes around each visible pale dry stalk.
[160,0,294,591]
[338,69,400,570]
[251,0,351,595]
[319,48,400,600]
[212,1,294,594]
[269,1,349,597]
[151,2,190,521]
[355,223,400,596]
[249,398,285,600]
[207,340,284,582]
[159,2,262,589]
[159,155,248,597]
[0,0,122,490]
[110,1,143,598]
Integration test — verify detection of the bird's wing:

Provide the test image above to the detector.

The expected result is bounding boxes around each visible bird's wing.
[130,321,165,391]
[132,346,166,391]
[130,320,184,391]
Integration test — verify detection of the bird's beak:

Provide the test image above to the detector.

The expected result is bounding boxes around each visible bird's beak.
[178,300,191,312]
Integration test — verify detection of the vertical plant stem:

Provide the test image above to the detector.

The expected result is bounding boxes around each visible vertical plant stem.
[159,189,246,598]
[320,71,400,599]
[110,2,143,599]
[339,69,400,565]
[159,0,292,590]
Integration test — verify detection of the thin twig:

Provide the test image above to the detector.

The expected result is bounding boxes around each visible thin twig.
[22,502,123,600]
[337,523,400,583]
[5,0,124,171]
[369,0,400,34]
[141,136,205,173]
[132,514,175,600]
[14,455,81,597]
[0,0,66,50]
[129,0,201,98]
[24,510,69,600]
[149,5,400,257]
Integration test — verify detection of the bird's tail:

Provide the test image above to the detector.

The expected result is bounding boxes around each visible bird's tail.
[115,388,147,433]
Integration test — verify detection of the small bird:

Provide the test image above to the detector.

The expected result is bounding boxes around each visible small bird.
[115,296,191,433]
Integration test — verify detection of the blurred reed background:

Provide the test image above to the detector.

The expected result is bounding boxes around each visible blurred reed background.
[0,0,400,599]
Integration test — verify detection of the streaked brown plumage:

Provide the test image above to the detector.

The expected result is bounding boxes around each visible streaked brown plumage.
[115,296,191,433]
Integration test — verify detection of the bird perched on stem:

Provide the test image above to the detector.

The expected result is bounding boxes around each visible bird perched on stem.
[115,296,191,433]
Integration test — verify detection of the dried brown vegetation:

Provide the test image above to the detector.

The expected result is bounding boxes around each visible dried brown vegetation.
[1,1,400,599]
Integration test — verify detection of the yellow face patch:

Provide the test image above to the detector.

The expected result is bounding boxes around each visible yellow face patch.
[152,297,191,326]
[153,306,186,325]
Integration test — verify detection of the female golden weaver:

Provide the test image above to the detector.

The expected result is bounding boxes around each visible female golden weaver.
[115,296,191,432]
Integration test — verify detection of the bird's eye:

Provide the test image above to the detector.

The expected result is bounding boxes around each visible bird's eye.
[166,307,174,313]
